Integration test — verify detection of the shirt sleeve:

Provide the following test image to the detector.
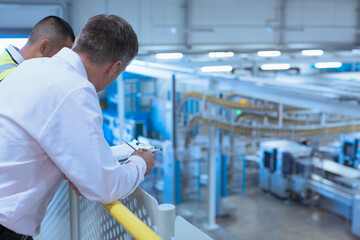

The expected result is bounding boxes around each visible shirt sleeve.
[38,87,146,204]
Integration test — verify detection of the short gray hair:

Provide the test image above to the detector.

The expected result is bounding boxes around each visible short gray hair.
[73,14,138,66]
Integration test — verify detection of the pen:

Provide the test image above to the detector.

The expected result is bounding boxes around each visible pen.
[122,139,137,151]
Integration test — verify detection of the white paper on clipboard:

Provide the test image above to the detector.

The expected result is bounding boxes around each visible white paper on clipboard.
[111,139,161,162]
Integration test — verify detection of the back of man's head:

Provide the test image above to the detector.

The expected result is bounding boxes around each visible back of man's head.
[26,16,75,57]
[73,14,138,67]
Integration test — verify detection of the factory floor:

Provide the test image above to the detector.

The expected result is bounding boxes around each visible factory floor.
[177,187,358,240]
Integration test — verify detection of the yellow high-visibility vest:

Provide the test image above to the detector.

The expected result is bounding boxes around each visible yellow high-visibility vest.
[0,49,19,82]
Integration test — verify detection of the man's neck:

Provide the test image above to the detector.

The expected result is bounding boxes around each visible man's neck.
[76,52,103,92]
[18,44,34,60]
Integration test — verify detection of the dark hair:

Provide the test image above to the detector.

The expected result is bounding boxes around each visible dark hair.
[73,14,138,66]
[28,16,75,50]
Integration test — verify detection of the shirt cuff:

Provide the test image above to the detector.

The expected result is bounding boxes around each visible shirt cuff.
[125,155,147,176]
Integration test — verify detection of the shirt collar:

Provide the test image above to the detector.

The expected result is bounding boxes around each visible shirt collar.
[6,45,24,65]
[54,47,88,79]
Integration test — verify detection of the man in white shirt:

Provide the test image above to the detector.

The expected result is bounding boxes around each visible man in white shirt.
[0,14,154,239]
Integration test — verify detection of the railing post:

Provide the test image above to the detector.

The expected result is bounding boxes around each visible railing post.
[69,189,81,240]
[157,204,176,240]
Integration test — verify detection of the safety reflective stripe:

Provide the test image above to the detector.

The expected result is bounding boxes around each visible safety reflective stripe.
[0,65,17,82]
[0,63,17,74]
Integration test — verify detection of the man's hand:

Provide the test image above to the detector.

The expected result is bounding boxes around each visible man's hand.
[131,148,154,176]
[64,176,83,196]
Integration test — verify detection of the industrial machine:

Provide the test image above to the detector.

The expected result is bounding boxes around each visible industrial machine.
[310,158,360,218]
[338,132,360,168]
[258,140,312,198]
[258,139,360,237]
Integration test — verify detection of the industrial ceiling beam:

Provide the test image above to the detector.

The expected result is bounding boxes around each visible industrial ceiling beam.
[127,60,360,118]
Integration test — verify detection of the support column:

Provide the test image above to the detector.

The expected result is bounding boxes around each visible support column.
[165,74,177,204]
[278,103,283,128]
[117,75,125,142]
[320,112,326,127]
[205,125,219,230]
[204,79,219,230]
[252,60,258,76]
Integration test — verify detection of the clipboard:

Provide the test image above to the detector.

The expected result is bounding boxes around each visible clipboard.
[111,139,162,162]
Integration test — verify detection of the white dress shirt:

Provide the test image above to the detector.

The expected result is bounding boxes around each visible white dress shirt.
[0,48,146,236]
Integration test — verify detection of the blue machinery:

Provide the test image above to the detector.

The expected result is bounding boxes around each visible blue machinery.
[338,132,360,168]
[258,139,360,237]
[101,72,182,206]
[259,140,311,198]
[259,140,312,198]
[102,72,157,144]
[100,72,176,204]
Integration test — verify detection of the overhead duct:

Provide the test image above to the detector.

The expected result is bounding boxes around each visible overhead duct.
[0,1,66,36]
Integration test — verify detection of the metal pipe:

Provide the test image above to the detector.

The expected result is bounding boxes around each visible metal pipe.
[69,189,80,240]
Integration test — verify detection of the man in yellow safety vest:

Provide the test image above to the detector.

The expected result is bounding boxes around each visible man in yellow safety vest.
[0,15,75,82]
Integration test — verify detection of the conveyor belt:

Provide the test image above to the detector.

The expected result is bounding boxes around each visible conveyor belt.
[184,116,360,148]
[312,159,360,179]
[178,92,302,112]
[235,112,308,125]
[308,178,352,206]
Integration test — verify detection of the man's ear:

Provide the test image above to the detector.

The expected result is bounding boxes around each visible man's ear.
[107,60,123,78]
[39,39,51,57]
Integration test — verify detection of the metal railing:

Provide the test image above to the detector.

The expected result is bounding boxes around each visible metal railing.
[35,181,212,240]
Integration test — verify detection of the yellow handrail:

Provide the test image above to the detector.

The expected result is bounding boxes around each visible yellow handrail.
[102,201,162,240]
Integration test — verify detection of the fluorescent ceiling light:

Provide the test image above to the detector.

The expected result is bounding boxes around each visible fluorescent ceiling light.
[314,62,342,69]
[352,49,360,54]
[208,51,235,58]
[260,63,290,70]
[301,49,323,56]
[257,50,281,57]
[201,65,233,72]
[155,53,183,59]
